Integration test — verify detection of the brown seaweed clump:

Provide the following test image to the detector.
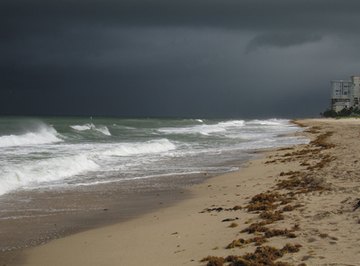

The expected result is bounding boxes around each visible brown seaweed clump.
[309,131,335,149]
[228,222,239,228]
[201,205,243,213]
[200,256,225,266]
[264,228,296,239]
[276,174,328,194]
[282,205,295,212]
[241,221,269,234]
[247,192,288,212]
[259,211,284,222]
[203,244,302,266]
[306,154,335,171]
[226,236,267,249]
[240,222,296,239]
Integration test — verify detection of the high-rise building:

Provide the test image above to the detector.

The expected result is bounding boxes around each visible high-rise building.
[331,76,360,112]
[351,76,360,107]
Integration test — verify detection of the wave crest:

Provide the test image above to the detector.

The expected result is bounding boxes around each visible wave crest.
[0,125,62,148]
[103,139,176,157]
[0,155,99,195]
[158,120,245,136]
[70,123,111,136]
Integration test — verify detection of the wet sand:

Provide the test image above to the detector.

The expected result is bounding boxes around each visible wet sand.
[7,118,360,265]
[0,173,210,265]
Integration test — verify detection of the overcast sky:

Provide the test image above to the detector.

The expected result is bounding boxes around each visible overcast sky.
[1,0,360,118]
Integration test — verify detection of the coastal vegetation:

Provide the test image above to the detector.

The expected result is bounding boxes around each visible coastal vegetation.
[321,107,360,118]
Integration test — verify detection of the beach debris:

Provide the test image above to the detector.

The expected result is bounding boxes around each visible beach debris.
[292,224,300,231]
[228,222,238,228]
[226,236,267,249]
[174,249,186,254]
[319,233,328,239]
[353,199,360,211]
[309,131,335,149]
[246,191,290,212]
[222,218,239,222]
[276,173,329,193]
[200,125,339,266]
[201,205,243,213]
[259,211,284,222]
[241,222,296,238]
[282,205,295,212]
[202,243,302,266]
[200,207,224,213]
[200,256,225,266]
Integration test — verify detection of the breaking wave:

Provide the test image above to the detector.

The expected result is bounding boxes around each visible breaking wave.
[245,119,290,126]
[103,139,176,157]
[0,155,99,196]
[158,120,245,136]
[70,123,111,136]
[0,125,62,148]
[0,117,308,196]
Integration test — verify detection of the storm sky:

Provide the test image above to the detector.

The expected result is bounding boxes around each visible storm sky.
[2,0,360,118]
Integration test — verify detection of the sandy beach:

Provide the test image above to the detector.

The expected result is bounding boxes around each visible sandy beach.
[9,118,360,265]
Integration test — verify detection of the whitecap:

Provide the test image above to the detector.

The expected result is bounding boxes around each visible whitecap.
[0,125,62,148]
[70,123,111,136]
[0,154,99,196]
[158,120,245,136]
[103,139,176,157]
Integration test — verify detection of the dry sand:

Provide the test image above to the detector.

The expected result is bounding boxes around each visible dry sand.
[19,119,360,265]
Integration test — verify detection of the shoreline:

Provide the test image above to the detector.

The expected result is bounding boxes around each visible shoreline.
[0,153,255,265]
[0,172,212,265]
[3,120,307,266]
[9,118,360,265]
[14,120,306,265]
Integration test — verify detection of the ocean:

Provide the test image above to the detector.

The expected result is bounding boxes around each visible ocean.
[0,117,307,197]
[0,116,310,253]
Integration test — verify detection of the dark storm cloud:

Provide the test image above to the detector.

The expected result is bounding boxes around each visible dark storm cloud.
[3,0,360,34]
[2,0,360,117]
[246,33,323,52]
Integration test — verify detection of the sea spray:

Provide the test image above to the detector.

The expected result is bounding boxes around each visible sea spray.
[0,155,99,195]
[0,124,62,147]
[70,123,111,136]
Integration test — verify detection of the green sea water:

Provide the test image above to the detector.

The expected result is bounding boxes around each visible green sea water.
[0,116,307,196]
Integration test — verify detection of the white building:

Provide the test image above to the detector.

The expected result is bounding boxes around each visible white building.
[351,76,360,108]
[331,76,360,112]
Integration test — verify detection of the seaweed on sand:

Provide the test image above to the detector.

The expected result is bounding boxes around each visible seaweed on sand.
[309,131,334,149]
[246,192,288,212]
[203,244,302,266]
[200,256,225,266]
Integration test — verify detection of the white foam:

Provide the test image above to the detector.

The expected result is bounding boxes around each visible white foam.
[158,120,245,136]
[0,155,99,196]
[69,170,205,187]
[70,123,111,136]
[103,139,176,157]
[70,124,92,131]
[0,125,62,148]
[0,118,307,196]
[95,126,111,136]
[245,119,289,126]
